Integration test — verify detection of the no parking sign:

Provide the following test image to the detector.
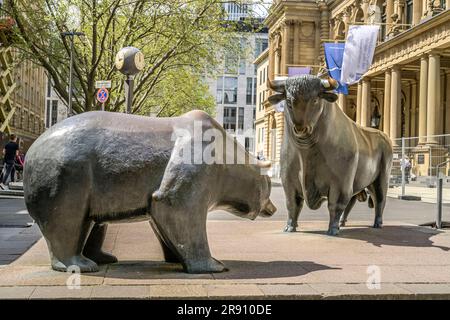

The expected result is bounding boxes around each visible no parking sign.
[97,87,109,111]
[97,87,109,104]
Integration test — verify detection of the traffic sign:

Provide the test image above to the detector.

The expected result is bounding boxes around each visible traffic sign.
[97,88,109,104]
[95,80,111,89]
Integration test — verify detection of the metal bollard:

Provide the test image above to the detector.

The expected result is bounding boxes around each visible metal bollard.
[437,177,442,229]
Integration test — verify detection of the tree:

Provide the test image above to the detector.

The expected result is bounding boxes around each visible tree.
[3,0,257,116]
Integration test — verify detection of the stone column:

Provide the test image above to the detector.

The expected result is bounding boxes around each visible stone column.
[361,79,371,127]
[419,56,428,144]
[386,0,394,30]
[426,52,440,144]
[281,22,289,75]
[383,70,391,137]
[356,82,362,125]
[439,73,445,134]
[293,21,300,65]
[390,66,401,145]
[413,0,422,25]
[338,94,347,114]
[404,84,411,137]
[445,72,450,134]
[410,81,417,137]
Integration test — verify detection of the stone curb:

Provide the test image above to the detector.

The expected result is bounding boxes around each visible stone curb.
[1,283,450,300]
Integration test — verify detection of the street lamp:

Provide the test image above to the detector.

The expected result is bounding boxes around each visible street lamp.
[61,5,83,117]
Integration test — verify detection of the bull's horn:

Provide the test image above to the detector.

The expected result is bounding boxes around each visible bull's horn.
[268,79,286,93]
[257,160,272,168]
[321,77,339,90]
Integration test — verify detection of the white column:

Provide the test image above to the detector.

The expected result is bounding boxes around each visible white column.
[383,70,391,137]
[390,66,401,145]
[419,56,428,143]
[361,78,371,127]
[426,52,440,144]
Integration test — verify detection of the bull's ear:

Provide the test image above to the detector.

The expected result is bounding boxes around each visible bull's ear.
[268,79,286,94]
[319,92,338,103]
[268,93,285,105]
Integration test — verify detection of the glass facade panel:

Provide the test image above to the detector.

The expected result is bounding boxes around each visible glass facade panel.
[223,77,238,104]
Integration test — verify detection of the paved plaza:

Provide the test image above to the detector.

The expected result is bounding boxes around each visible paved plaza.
[0,186,449,299]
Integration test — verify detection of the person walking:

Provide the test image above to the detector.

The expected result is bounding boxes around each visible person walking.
[1,134,19,190]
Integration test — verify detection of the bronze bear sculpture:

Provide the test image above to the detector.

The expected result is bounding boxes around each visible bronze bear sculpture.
[24,110,276,273]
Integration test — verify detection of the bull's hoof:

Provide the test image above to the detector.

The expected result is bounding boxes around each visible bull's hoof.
[51,255,99,273]
[373,222,383,228]
[85,250,118,265]
[340,220,347,227]
[283,224,297,232]
[185,258,228,274]
[327,227,340,236]
[373,217,383,228]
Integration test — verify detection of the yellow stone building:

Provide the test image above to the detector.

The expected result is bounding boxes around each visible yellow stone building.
[259,0,450,177]
[0,14,46,152]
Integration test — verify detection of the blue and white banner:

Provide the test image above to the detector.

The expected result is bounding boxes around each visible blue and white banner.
[340,25,380,85]
[323,42,348,95]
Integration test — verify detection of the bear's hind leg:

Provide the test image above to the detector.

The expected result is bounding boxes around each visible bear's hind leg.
[83,223,118,264]
[42,217,99,273]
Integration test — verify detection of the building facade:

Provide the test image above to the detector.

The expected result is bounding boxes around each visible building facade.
[0,14,46,152]
[254,48,269,159]
[260,0,450,177]
[45,77,68,129]
[208,3,268,151]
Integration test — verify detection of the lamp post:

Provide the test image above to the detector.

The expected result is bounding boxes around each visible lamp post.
[115,47,145,113]
[61,5,83,117]
[61,31,84,117]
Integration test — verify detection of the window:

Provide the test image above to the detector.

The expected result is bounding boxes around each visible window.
[47,78,52,97]
[246,78,253,105]
[259,92,262,111]
[405,0,413,26]
[253,78,257,105]
[239,60,246,75]
[245,137,250,151]
[225,53,238,74]
[216,77,223,104]
[223,77,238,104]
[51,100,58,126]
[381,2,386,40]
[46,100,51,128]
[237,107,244,132]
[254,38,268,58]
[223,107,236,131]
[263,67,266,84]
[260,70,263,85]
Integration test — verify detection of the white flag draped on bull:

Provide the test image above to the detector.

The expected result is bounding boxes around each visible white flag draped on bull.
[340,25,380,85]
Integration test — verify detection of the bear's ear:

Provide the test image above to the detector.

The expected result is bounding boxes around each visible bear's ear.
[268,93,285,106]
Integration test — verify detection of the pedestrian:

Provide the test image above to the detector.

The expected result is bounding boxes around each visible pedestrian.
[1,134,20,190]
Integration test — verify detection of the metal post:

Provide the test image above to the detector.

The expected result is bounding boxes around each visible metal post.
[437,174,443,229]
[125,75,134,114]
[68,34,74,117]
[401,137,405,197]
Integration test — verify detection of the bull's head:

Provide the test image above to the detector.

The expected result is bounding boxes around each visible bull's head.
[268,75,339,136]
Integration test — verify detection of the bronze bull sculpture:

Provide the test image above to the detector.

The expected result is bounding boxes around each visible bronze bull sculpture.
[24,110,276,273]
[268,75,393,235]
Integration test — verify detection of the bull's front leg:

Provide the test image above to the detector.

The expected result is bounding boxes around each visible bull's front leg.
[327,193,350,236]
[284,188,304,232]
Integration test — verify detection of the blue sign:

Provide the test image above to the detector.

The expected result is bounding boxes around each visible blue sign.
[97,88,109,103]
[324,43,348,95]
